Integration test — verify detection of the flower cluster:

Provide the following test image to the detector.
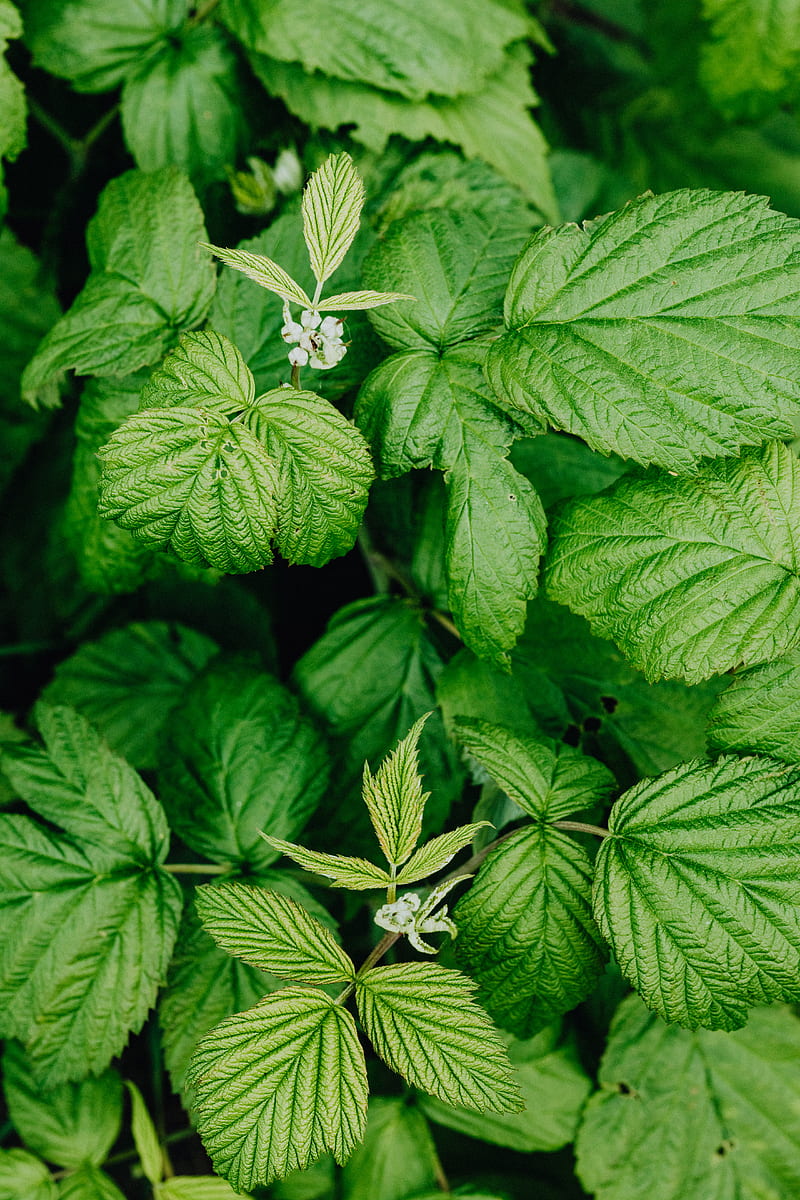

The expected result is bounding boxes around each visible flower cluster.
[373,877,466,954]
[281,305,347,370]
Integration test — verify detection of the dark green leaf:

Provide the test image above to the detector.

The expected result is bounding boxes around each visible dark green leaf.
[340,1099,439,1200]
[0,1150,55,1200]
[707,648,800,763]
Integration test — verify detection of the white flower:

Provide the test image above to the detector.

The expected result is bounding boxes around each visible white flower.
[273,147,303,195]
[320,316,344,339]
[281,320,303,343]
[300,309,321,329]
[374,876,468,955]
[281,304,348,372]
[288,346,309,367]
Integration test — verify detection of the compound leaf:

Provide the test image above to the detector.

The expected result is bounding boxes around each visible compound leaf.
[194,881,354,983]
[158,659,329,869]
[139,331,255,414]
[453,719,616,820]
[246,389,374,567]
[302,152,364,284]
[576,996,800,1200]
[594,755,800,1030]
[97,404,279,573]
[546,441,800,683]
[318,289,415,311]
[454,826,606,1037]
[356,962,523,1112]
[187,989,368,1190]
[362,715,430,866]
[2,1041,122,1169]
[262,838,391,890]
[0,1149,56,1200]
[0,708,182,1086]
[203,244,313,308]
[394,823,489,886]
[488,190,800,471]
[707,648,800,764]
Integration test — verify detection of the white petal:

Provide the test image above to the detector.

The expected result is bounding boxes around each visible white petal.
[288,346,309,366]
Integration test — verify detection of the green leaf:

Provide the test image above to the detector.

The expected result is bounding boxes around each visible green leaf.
[0,1150,56,1200]
[302,152,365,285]
[158,659,329,869]
[157,1178,246,1200]
[293,597,465,845]
[0,708,182,1086]
[139,331,255,413]
[186,989,368,1189]
[159,902,273,1098]
[2,1042,122,1169]
[97,404,279,573]
[707,648,800,764]
[195,881,354,983]
[256,43,557,220]
[318,289,416,311]
[421,1022,592,1153]
[43,621,218,770]
[246,389,374,567]
[699,0,800,119]
[121,24,246,183]
[340,1098,439,1200]
[63,372,159,593]
[22,0,187,91]
[546,441,800,684]
[356,342,544,663]
[0,3,25,219]
[125,1082,163,1187]
[222,0,526,101]
[454,826,605,1037]
[356,962,523,1112]
[261,838,392,890]
[509,430,627,511]
[594,754,800,1030]
[0,231,58,492]
[394,823,489,886]
[22,169,216,407]
[362,209,530,353]
[576,997,800,1200]
[488,189,800,471]
[57,1167,125,1200]
[453,719,616,820]
[203,243,313,308]
[362,715,430,867]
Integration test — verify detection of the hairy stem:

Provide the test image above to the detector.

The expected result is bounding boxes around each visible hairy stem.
[552,819,610,839]
[290,362,302,389]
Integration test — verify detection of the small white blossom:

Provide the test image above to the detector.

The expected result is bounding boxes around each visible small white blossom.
[281,303,348,372]
[281,320,303,343]
[273,147,303,195]
[320,316,344,339]
[374,876,468,955]
[288,346,309,366]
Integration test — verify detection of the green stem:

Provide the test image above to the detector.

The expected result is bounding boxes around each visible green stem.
[335,931,400,1005]
[27,96,76,158]
[165,862,230,875]
[552,819,610,839]
[387,863,397,905]
[188,0,221,25]
[290,362,302,389]
[0,640,61,657]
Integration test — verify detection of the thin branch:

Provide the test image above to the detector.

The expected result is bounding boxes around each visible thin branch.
[27,96,76,158]
[552,819,610,839]
[429,608,461,641]
[164,862,230,876]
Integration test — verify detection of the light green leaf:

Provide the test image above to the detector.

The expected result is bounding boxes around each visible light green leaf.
[362,715,430,867]
[256,43,557,220]
[43,621,218,770]
[0,231,58,490]
[22,0,187,91]
[223,0,526,101]
[157,1178,246,1200]
[126,1082,163,1187]
[97,404,279,573]
[576,997,800,1200]
[318,289,416,311]
[23,169,216,407]
[421,1022,592,1153]
[203,243,313,308]
[246,389,374,567]
[2,1042,122,1169]
[700,0,800,119]
[158,659,329,868]
[488,189,800,471]
[139,331,255,413]
[302,152,364,285]
[454,826,605,1037]
[262,838,392,890]
[0,708,182,1086]
[293,597,465,847]
[194,881,354,983]
[159,902,273,1098]
[453,719,616,820]
[57,1167,125,1200]
[394,823,489,886]
[0,3,25,220]
[0,1149,56,1200]
[594,754,800,1030]
[340,1098,439,1200]
[121,24,246,183]
[546,441,800,684]
[186,989,368,1189]
[707,648,800,764]
[362,208,530,353]
[356,962,523,1112]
